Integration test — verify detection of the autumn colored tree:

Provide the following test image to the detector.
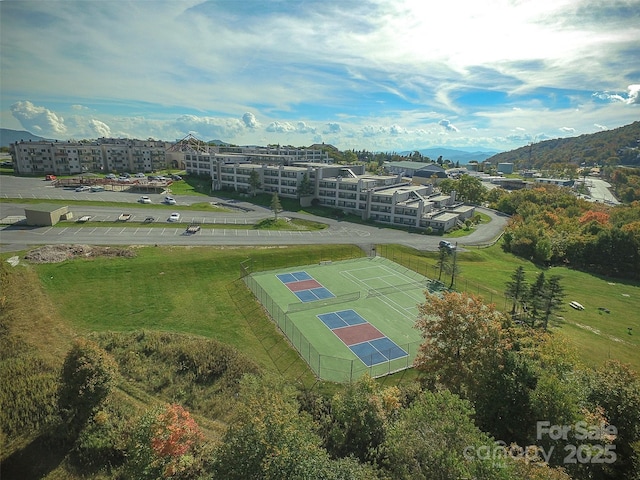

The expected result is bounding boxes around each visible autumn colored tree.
[414,291,508,396]
[126,403,206,479]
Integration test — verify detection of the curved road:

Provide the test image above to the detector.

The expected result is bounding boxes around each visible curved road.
[0,176,507,253]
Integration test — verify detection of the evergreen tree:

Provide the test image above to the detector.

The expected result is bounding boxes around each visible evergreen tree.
[505,266,527,316]
[271,192,282,220]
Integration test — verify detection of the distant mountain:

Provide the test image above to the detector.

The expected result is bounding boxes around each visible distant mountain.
[1,129,53,147]
[207,139,232,146]
[400,147,501,164]
[486,121,640,168]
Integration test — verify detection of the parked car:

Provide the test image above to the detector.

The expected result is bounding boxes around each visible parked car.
[164,196,177,205]
[139,196,152,204]
[45,174,57,181]
[105,173,117,180]
[144,216,155,223]
[75,185,91,192]
[118,213,132,221]
[91,185,105,192]
[439,240,455,250]
[135,173,146,178]
[171,174,182,181]
[168,212,181,222]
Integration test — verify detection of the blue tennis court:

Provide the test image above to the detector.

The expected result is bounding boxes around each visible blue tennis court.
[276,271,313,283]
[349,338,408,367]
[317,309,409,367]
[277,271,336,303]
[295,287,336,302]
[318,309,367,329]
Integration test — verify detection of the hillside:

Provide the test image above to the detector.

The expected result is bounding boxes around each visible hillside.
[486,121,640,169]
[401,147,500,164]
[0,129,52,147]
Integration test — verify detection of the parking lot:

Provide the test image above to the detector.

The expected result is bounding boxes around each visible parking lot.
[0,175,508,252]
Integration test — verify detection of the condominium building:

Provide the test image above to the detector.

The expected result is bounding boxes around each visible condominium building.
[211,161,472,232]
[10,138,169,175]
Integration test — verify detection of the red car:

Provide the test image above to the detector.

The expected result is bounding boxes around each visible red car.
[45,174,57,180]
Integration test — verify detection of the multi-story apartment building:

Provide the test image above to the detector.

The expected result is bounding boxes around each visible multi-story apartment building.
[10,138,168,175]
[210,161,472,232]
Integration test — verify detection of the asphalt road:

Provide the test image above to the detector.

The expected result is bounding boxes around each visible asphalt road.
[0,176,508,253]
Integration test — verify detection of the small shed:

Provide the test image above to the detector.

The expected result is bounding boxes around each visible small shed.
[24,204,71,226]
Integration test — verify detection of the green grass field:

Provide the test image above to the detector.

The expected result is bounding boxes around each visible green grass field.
[246,257,430,382]
[379,244,640,370]
[7,242,639,383]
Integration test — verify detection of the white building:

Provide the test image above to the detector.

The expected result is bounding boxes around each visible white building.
[11,138,169,175]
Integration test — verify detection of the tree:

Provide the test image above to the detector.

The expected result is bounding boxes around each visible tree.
[415,291,507,397]
[585,361,640,480]
[248,170,261,196]
[540,275,565,330]
[457,174,487,204]
[381,390,510,480]
[125,403,208,479]
[212,375,376,479]
[298,172,313,196]
[323,375,400,463]
[58,338,118,434]
[270,192,282,220]
[525,272,546,328]
[505,266,527,316]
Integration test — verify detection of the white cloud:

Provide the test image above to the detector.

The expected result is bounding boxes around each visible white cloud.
[242,112,258,128]
[10,101,67,136]
[71,104,89,111]
[89,119,111,137]
[172,114,245,139]
[559,126,576,133]
[296,121,316,134]
[627,84,640,105]
[438,119,459,132]
[266,121,296,133]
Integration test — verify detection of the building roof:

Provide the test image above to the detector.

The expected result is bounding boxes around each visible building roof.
[24,203,69,213]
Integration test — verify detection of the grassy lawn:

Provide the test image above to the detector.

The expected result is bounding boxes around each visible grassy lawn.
[52,216,328,230]
[376,243,640,371]
[26,245,364,386]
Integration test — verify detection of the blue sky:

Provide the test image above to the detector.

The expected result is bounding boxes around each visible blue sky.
[1,0,638,152]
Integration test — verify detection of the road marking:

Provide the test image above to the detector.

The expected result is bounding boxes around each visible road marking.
[58,227,68,235]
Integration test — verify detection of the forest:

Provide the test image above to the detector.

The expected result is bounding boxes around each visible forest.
[2,254,638,479]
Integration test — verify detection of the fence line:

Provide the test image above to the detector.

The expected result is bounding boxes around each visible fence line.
[243,273,420,382]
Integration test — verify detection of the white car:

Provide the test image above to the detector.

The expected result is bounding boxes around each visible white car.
[75,185,91,192]
[135,173,146,178]
[139,196,152,204]
[168,212,181,222]
[164,196,177,205]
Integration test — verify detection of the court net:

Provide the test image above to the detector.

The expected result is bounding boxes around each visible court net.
[287,291,361,313]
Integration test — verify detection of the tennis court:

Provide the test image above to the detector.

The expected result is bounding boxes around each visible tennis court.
[244,256,445,382]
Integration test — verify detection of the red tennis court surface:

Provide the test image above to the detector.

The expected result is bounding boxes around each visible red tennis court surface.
[333,323,384,345]
[286,279,323,292]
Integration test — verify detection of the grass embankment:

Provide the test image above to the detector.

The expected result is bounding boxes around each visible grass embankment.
[377,244,640,371]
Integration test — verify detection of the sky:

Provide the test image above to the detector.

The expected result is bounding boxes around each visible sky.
[1,0,639,153]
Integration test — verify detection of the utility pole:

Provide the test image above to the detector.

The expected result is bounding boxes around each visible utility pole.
[449,242,458,289]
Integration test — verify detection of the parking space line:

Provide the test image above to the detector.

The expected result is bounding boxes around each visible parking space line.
[57,227,68,235]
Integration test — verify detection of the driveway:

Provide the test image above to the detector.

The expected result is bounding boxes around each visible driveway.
[0,176,508,253]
